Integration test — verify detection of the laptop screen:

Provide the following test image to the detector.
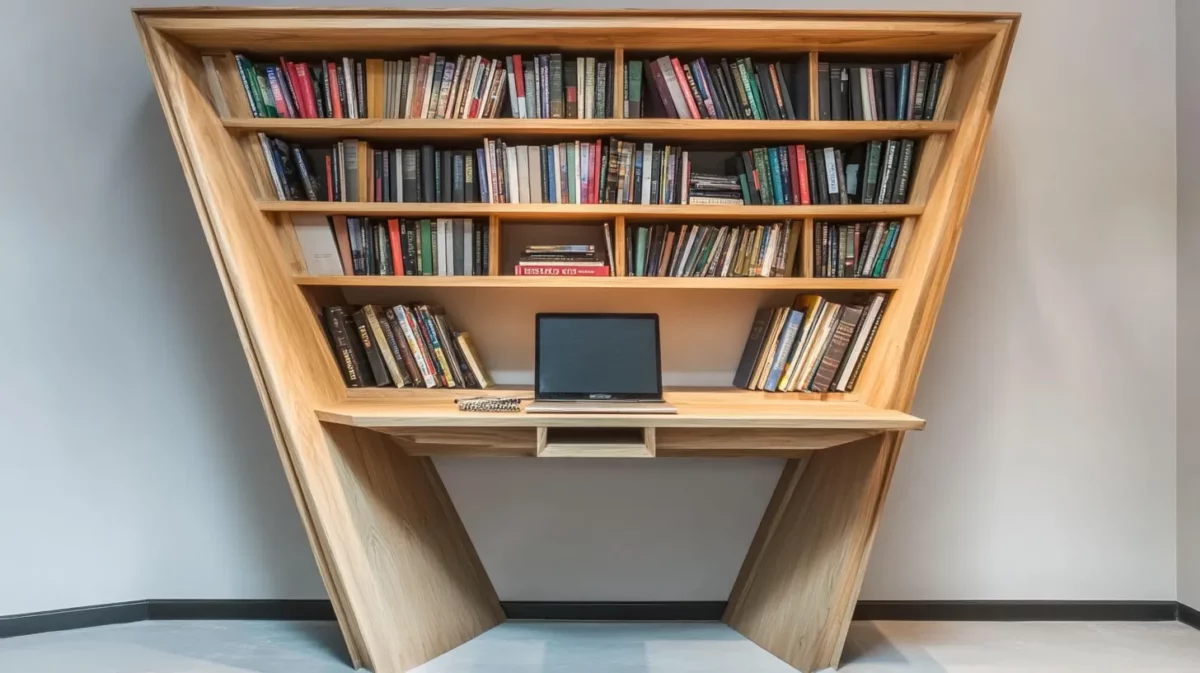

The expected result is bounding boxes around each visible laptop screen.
[535,314,662,400]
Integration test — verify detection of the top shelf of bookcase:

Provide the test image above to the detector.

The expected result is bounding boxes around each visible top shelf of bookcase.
[224,118,957,143]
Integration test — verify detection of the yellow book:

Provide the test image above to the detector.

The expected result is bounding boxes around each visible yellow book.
[366,58,385,118]
[780,295,826,391]
[456,333,494,388]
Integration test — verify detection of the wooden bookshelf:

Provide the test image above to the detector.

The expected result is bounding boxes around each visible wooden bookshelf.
[135,8,1017,673]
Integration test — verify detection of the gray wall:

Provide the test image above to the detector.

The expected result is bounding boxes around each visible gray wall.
[1178,0,1200,611]
[0,0,1180,615]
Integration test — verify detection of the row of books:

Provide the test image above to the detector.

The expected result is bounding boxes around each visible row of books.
[508,54,616,119]
[631,56,808,121]
[735,293,887,393]
[515,243,613,277]
[813,221,907,279]
[261,134,917,206]
[293,214,491,277]
[818,60,945,121]
[323,304,493,389]
[625,222,800,278]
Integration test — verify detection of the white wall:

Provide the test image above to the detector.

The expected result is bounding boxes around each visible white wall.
[0,0,1179,615]
[1177,0,1200,610]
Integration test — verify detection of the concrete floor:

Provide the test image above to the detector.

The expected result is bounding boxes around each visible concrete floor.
[0,619,1199,672]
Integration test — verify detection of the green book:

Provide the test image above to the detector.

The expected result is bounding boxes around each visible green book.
[419,219,433,275]
[737,171,752,204]
[628,60,644,118]
[738,59,764,120]
[253,67,279,117]
[234,55,266,117]
[566,143,577,203]
[873,223,901,277]
[861,141,883,205]
[753,149,773,205]
[635,226,649,276]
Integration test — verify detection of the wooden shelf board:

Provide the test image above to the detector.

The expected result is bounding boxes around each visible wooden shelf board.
[262,201,922,221]
[295,275,902,290]
[226,118,957,142]
[315,391,925,430]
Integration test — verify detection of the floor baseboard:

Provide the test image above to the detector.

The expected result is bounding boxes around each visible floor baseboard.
[1180,603,1200,631]
[2,599,1193,640]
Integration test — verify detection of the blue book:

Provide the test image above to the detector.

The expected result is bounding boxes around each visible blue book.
[765,309,806,391]
[767,147,785,205]
[897,63,910,120]
[634,151,643,203]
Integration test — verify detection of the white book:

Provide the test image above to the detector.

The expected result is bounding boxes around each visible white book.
[202,55,231,118]
[528,146,543,203]
[576,57,585,119]
[761,224,779,277]
[403,57,418,118]
[641,142,654,204]
[505,145,521,204]
[505,57,521,118]
[680,150,690,204]
[574,141,583,204]
[835,294,885,392]
[292,214,344,275]
[720,228,741,277]
[516,145,530,204]
[656,56,692,119]
[824,147,839,198]
[859,68,873,121]
[342,57,358,119]
[861,223,886,275]
[258,133,286,199]
[393,149,403,203]
[550,144,561,203]
[459,56,480,118]
[437,219,451,275]
[584,57,596,119]
[487,139,500,203]
[464,221,474,274]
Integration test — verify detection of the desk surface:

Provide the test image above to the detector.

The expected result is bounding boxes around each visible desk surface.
[316,390,924,430]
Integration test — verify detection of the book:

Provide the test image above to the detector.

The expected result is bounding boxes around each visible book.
[292,214,344,275]
[455,333,494,388]
[322,306,364,387]
[733,307,776,389]
[818,58,947,121]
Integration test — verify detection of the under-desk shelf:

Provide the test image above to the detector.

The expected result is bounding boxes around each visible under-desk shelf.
[226,117,957,143]
[295,275,903,290]
[262,201,923,221]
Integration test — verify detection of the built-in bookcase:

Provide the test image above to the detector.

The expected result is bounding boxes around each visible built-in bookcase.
[136,9,1015,673]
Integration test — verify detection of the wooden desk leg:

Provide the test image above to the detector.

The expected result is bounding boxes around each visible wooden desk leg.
[323,424,504,672]
[724,432,901,672]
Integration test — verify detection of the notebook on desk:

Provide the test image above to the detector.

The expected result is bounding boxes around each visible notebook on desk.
[524,313,678,414]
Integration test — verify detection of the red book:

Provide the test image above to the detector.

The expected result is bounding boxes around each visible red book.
[795,145,811,205]
[670,57,702,119]
[515,265,611,276]
[512,54,526,108]
[787,145,801,205]
[277,58,301,117]
[592,139,602,204]
[293,62,317,118]
[327,62,343,118]
[331,215,354,275]
[646,60,679,119]
[324,155,334,201]
[387,219,404,275]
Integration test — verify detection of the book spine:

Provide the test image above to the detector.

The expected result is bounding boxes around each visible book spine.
[323,307,362,387]
[352,309,391,386]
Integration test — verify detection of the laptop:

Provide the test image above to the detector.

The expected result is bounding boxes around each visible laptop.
[525,313,678,414]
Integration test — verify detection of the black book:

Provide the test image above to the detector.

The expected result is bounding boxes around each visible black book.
[913,61,931,120]
[306,148,332,201]
[452,153,465,203]
[373,151,383,202]
[437,150,449,202]
[883,67,898,121]
[401,149,419,202]
[830,65,847,120]
[309,64,328,119]
[809,149,828,205]
[777,62,799,120]
[335,64,348,117]
[872,68,885,120]
[876,140,900,204]
[862,140,883,205]
[733,307,776,389]
[464,151,477,202]
[479,221,490,274]
[291,145,320,201]
[720,58,746,120]
[817,61,831,120]
[740,151,762,205]
[709,63,735,120]
[649,150,662,204]
[848,67,863,121]
[893,139,916,204]
[777,146,792,205]
[403,220,418,275]
[355,60,366,119]
[755,64,780,120]
[473,223,484,275]
[453,219,465,274]
[923,62,945,120]
[352,308,391,386]
[683,64,709,119]
[323,306,364,387]
[362,219,376,275]
[320,61,334,118]
[330,144,342,201]
[270,138,306,200]
[420,146,435,202]
[842,143,866,204]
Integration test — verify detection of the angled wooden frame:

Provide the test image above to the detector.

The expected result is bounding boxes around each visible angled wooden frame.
[134,8,1016,672]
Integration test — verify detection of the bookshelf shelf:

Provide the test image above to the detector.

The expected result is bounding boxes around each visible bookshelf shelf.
[294,275,902,290]
[136,8,1015,673]
[261,200,923,221]
[226,117,958,143]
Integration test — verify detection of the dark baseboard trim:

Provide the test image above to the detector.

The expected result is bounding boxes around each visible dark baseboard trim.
[3,599,1194,639]
[853,600,1178,622]
[1180,602,1200,631]
[0,601,147,639]
[502,601,727,621]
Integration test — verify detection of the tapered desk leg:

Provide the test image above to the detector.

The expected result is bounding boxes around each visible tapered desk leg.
[321,424,504,672]
[724,432,900,672]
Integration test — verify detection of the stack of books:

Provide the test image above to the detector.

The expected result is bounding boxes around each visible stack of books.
[507,54,615,119]
[322,304,493,389]
[734,293,888,393]
[818,59,945,121]
[813,221,908,278]
[625,222,799,277]
[515,241,612,277]
[229,53,508,119]
[291,214,490,277]
[688,173,743,205]
[628,56,809,120]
